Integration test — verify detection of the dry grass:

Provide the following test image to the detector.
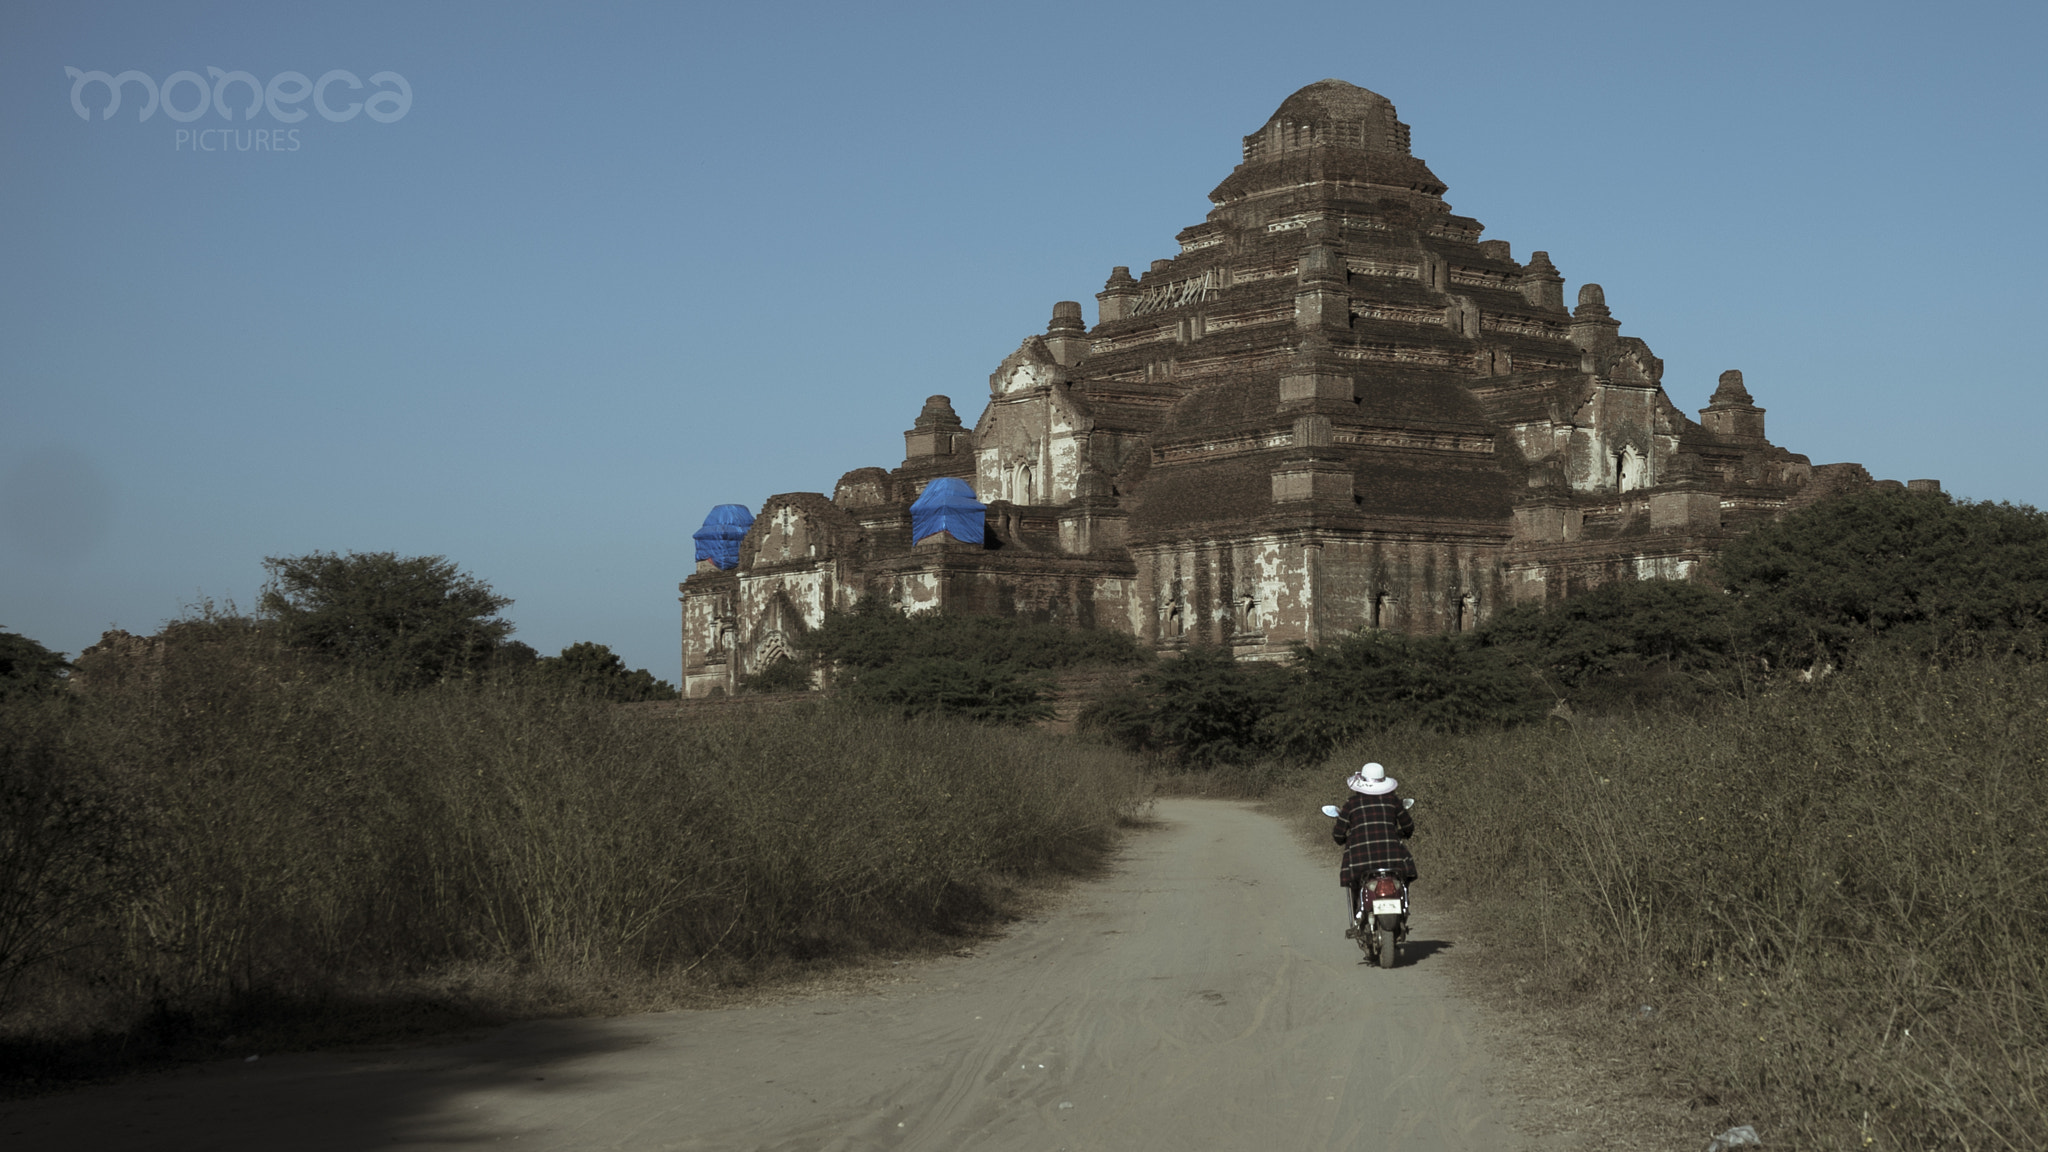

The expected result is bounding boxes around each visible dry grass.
[0,637,1145,1087]
[1260,656,2048,1151]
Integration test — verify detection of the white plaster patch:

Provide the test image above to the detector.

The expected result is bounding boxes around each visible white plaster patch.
[898,572,941,614]
[996,358,1054,396]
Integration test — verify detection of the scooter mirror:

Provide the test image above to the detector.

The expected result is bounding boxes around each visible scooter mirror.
[1320,804,1341,818]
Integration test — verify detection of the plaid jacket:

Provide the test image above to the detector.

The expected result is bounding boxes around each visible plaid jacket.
[1333,790,1416,886]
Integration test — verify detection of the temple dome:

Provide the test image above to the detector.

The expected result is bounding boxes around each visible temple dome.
[1242,79,1411,162]
[1268,79,1397,128]
[1212,78,1439,205]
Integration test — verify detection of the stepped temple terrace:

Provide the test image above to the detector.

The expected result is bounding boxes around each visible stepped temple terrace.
[679,80,1928,697]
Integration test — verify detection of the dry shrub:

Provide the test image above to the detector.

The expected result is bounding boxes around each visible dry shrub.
[1266,656,2047,1151]
[0,633,1142,1071]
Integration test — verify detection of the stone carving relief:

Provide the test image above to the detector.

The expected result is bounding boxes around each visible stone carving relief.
[753,629,791,672]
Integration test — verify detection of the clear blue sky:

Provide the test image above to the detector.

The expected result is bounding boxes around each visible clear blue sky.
[5,0,2044,683]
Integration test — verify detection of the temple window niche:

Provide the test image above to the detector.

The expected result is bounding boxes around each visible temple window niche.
[1616,445,1645,492]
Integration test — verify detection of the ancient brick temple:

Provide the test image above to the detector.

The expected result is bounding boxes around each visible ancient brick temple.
[680,80,1918,697]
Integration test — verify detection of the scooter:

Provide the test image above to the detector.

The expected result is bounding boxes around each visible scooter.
[1322,798,1415,969]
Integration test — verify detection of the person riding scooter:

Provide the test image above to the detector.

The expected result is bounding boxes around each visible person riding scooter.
[1332,762,1416,939]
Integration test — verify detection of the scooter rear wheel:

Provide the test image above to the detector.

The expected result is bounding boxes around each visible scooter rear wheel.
[1374,927,1398,969]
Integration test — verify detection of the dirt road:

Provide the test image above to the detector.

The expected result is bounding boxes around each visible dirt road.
[1,799,1528,1151]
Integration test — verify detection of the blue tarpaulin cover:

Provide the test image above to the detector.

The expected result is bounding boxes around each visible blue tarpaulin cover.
[692,504,755,569]
[910,477,985,545]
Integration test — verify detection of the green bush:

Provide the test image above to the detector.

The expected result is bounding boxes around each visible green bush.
[0,631,70,702]
[802,600,1149,673]
[739,654,812,693]
[258,551,515,689]
[762,600,1148,724]
[1263,630,1545,763]
[1477,578,1745,710]
[533,641,677,701]
[1714,488,2048,669]
[1080,645,1286,766]
[841,657,1053,726]
[1084,633,1543,768]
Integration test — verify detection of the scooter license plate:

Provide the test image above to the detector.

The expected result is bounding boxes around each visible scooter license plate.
[1371,899,1404,916]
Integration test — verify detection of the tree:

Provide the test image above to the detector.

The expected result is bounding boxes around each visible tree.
[1081,645,1285,767]
[489,640,540,673]
[1261,631,1544,764]
[763,599,1146,722]
[259,552,514,689]
[801,599,1147,675]
[0,630,70,702]
[1712,489,2048,667]
[1146,646,1287,766]
[1477,579,1743,709]
[740,655,812,694]
[842,657,1054,725]
[536,641,678,702]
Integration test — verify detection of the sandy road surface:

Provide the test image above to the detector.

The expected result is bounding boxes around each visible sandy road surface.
[1,799,1526,1151]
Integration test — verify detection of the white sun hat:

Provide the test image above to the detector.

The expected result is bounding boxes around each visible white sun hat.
[1346,762,1398,795]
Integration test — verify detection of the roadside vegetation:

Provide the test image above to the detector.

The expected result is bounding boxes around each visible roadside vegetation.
[0,554,1143,1087]
[9,488,2044,1147]
[727,485,2048,1152]
[1261,658,2046,1150]
[742,597,1150,725]
[1082,487,2048,777]
[1223,489,2048,1151]
[712,486,2046,1152]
